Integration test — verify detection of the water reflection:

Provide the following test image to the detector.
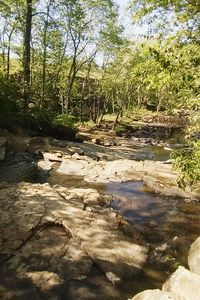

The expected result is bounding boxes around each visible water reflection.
[0,161,199,297]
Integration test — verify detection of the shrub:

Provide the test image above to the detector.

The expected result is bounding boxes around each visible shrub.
[53,114,78,128]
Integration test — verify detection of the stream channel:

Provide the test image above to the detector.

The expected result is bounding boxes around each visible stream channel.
[0,137,200,299]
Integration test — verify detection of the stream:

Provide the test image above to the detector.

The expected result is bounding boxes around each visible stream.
[0,139,199,299]
[47,173,200,295]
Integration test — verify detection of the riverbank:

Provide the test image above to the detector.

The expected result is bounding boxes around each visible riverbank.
[0,122,199,299]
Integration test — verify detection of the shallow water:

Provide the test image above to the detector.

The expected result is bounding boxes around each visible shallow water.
[0,148,199,299]
[47,174,200,296]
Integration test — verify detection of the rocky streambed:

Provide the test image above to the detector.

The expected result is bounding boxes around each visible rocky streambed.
[0,129,200,299]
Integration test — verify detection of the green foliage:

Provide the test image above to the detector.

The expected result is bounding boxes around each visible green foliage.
[130,0,200,40]
[0,73,21,114]
[115,124,126,135]
[172,113,200,187]
[0,0,199,186]
[172,141,200,188]
[53,114,78,128]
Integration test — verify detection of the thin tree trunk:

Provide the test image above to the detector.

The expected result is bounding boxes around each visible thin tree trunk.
[65,53,77,112]
[0,24,7,74]
[53,37,68,92]
[96,98,107,126]
[41,0,52,104]
[6,27,14,79]
[156,93,164,115]
[112,110,121,131]
[23,0,33,109]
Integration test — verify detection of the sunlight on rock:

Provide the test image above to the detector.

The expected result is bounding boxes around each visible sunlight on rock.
[26,271,63,290]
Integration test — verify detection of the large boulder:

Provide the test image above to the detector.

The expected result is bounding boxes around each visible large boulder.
[162,266,200,300]
[130,289,177,300]
[188,237,200,275]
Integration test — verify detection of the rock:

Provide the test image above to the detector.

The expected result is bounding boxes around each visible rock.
[130,289,177,300]
[0,182,148,295]
[68,146,84,155]
[79,211,147,283]
[56,158,200,199]
[0,147,6,161]
[43,152,63,162]
[0,137,6,161]
[155,243,168,253]
[0,137,6,147]
[71,152,85,160]
[92,138,101,145]
[49,138,67,147]
[162,266,200,300]
[76,132,92,141]
[164,146,173,151]
[104,142,112,147]
[26,271,63,290]
[57,159,90,176]
[188,237,200,275]
[38,160,53,171]
[28,136,47,153]
[163,159,172,164]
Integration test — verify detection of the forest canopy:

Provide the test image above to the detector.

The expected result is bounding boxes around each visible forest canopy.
[0,0,199,185]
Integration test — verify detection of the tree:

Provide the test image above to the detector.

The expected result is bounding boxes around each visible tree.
[23,0,33,109]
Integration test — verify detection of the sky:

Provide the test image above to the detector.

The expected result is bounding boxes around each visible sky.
[114,0,149,39]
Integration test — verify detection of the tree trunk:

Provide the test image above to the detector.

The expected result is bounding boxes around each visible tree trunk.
[65,54,77,113]
[156,94,164,115]
[0,24,7,74]
[23,0,32,109]
[41,0,52,105]
[7,27,14,79]
[112,109,121,131]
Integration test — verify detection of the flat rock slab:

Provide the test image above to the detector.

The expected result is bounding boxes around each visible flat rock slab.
[56,158,200,200]
[0,183,148,300]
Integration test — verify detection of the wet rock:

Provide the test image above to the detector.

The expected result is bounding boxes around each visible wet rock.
[162,266,200,300]
[188,237,200,275]
[130,289,177,300]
